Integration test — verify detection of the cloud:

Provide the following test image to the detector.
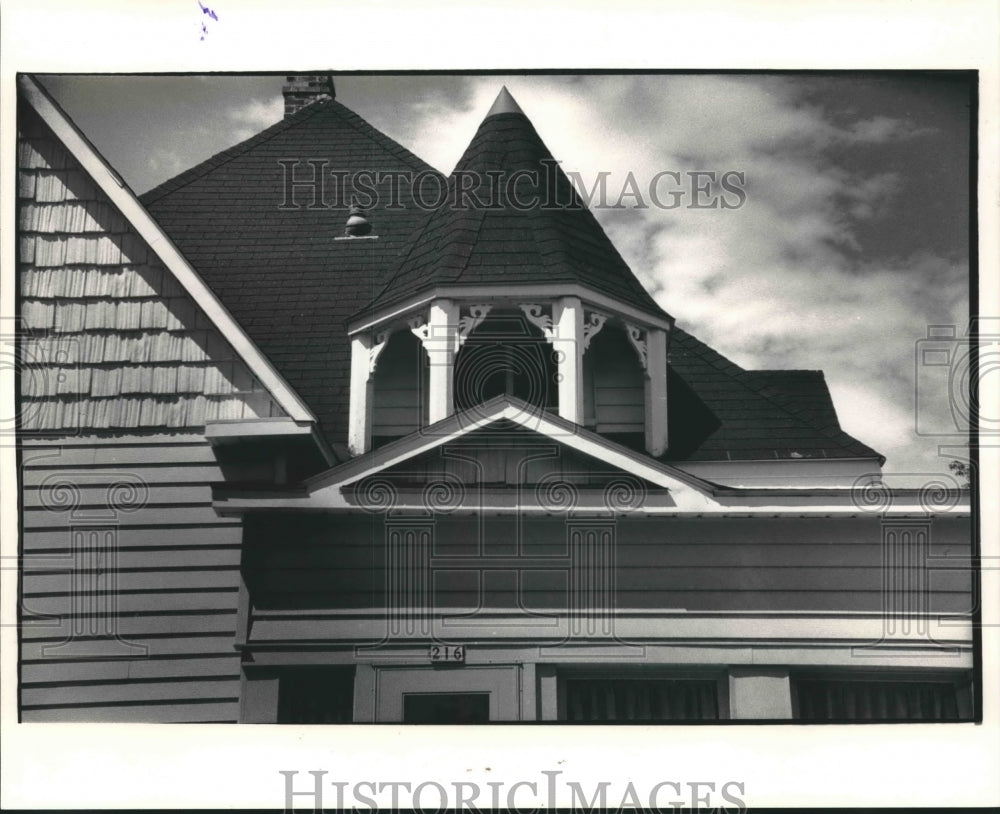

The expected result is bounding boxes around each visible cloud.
[846,115,930,143]
[227,96,284,142]
[390,74,967,481]
[45,74,968,481]
[145,148,185,179]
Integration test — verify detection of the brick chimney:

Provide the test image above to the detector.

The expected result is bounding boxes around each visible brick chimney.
[283,74,336,118]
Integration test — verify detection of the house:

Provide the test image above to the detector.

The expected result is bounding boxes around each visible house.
[16,73,975,723]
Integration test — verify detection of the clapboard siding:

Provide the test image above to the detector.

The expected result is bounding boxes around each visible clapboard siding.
[22,525,244,549]
[21,634,239,662]
[21,676,241,707]
[245,514,971,551]
[23,483,216,508]
[371,330,426,439]
[584,323,645,432]
[19,433,244,722]
[22,654,240,683]
[23,464,227,485]
[21,611,238,640]
[249,589,972,614]
[248,588,975,642]
[23,506,240,529]
[24,590,239,614]
[247,566,971,594]
[21,702,239,723]
[23,569,239,594]
[244,513,974,621]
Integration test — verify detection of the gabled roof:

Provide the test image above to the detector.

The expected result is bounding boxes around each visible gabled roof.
[214,395,721,512]
[18,75,317,428]
[134,81,883,465]
[140,95,443,444]
[364,88,668,320]
[212,397,919,516]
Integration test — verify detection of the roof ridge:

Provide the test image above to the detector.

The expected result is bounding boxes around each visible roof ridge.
[139,98,334,205]
[330,101,435,175]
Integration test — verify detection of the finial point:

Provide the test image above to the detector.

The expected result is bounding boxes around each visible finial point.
[485,86,524,118]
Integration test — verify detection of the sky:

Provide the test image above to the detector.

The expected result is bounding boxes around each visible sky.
[38,72,974,485]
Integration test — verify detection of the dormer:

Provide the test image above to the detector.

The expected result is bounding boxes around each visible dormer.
[347,88,673,457]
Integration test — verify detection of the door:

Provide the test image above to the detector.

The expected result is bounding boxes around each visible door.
[375,665,521,722]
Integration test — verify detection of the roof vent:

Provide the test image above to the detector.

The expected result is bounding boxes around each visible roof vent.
[283,74,336,118]
[344,205,372,237]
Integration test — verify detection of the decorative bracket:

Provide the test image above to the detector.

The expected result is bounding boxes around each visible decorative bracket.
[582,310,609,351]
[457,304,492,346]
[519,303,556,342]
[624,322,649,370]
[368,328,392,374]
[408,314,430,345]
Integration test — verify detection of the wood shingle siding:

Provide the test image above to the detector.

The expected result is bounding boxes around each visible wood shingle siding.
[17,102,285,432]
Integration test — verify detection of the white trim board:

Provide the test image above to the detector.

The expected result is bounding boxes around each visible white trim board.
[348,283,675,335]
[304,397,716,506]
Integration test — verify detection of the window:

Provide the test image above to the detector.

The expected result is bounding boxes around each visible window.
[582,324,645,445]
[792,673,973,722]
[560,676,721,722]
[371,330,428,447]
[277,667,355,724]
[454,311,557,412]
[403,693,490,723]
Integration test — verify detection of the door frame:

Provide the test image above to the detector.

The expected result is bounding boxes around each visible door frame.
[373,665,521,722]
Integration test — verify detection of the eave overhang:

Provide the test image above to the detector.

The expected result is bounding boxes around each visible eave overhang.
[347,284,675,336]
[212,395,972,517]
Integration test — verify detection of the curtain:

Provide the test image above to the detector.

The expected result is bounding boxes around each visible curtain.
[564,678,718,722]
[795,679,969,721]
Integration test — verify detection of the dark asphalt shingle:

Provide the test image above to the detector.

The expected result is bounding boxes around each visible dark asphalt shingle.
[140,91,883,465]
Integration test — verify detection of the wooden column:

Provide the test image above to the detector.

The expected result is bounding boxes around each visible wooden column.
[553,296,584,424]
[240,669,280,723]
[352,664,377,723]
[348,333,373,455]
[728,668,792,719]
[537,664,559,721]
[424,299,458,425]
[645,327,668,456]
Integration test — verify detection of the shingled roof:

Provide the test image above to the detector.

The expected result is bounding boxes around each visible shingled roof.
[363,88,668,320]
[137,82,882,465]
[664,327,883,463]
[140,96,442,445]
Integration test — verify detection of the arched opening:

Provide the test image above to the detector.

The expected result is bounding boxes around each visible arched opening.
[371,329,428,447]
[454,310,558,413]
[583,323,646,447]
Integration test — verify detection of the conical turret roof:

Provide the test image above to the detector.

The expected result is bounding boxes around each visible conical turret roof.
[365,87,668,318]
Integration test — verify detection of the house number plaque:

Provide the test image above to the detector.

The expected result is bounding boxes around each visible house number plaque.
[429,644,466,663]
